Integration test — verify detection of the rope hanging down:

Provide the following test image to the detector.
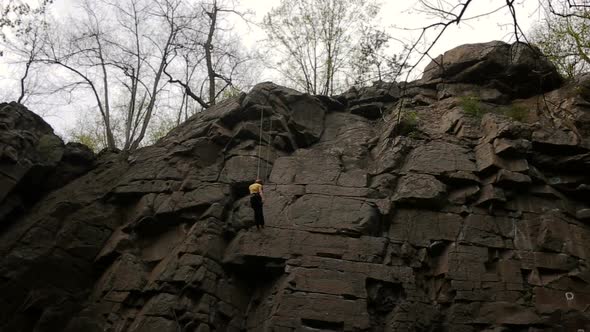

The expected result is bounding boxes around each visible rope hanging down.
[256,106,264,179]
[264,117,272,181]
[256,95,274,181]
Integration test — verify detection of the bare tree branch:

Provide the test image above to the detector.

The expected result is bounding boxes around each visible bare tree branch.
[164,62,210,108]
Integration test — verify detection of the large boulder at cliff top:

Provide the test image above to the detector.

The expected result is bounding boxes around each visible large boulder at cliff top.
[422,41,563,98]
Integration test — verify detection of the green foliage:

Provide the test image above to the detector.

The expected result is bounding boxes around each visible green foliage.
[398,110,419,136]
[351,27,407,86]
[459,95,529,122]
[459,95,484,118]
[574,84,590,99]
[0,0,53,47]
[71,133,102,153]
[499,105,528,122]
[530,6,590,79]
[146,114,178,145]
[65,110,109,152]
[218,87,243,102]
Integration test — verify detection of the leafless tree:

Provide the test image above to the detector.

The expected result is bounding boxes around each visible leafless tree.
[164,0,255,109]
[176,53,200,124]
[4,19,47,104]
[392,0,590,84]
[103,0,149,150]
[128,0,190,150]
[350,27,407,87]
[33,0,119,148]
[16,0,199,151]
[262,0,379,95]
[0,1,54,104]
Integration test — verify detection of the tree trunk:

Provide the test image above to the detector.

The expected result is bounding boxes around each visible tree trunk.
[124,2,143,150]
[129,28,175,151]
[18,60,32,104]
[205,1,218,106]
[95,34,116,149]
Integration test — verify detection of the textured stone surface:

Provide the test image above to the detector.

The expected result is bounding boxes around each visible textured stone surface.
[422,41,563,98]
[1,42,589,332]
[0,102,96,224]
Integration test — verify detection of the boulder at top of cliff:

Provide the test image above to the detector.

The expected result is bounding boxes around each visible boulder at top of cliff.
[422,41,563,98]
[340,81,400,106]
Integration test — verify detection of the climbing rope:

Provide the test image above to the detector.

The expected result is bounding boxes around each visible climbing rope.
[264,116,273,181]
[256,94,275,181]
[256,105,264,179]
[171,308,181,332]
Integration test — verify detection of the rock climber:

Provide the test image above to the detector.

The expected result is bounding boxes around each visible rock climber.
[248,178,265,230]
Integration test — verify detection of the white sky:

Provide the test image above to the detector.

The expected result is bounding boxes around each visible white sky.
[0,0,543,135]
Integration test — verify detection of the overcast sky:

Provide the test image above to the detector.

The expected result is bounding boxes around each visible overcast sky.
[235,0,543,64]
[0,0,543,135]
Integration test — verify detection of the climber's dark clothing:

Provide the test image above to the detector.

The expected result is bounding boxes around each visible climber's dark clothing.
[250,193,265,229]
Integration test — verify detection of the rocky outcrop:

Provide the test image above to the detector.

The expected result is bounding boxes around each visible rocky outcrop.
[0,102,96,225]
[421,41,563,100]
[1,41,589,331]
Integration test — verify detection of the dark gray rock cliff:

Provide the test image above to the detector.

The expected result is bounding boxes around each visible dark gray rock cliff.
[1,41,589,331]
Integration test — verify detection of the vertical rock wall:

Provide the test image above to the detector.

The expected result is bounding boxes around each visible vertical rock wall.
[0,41,589,331]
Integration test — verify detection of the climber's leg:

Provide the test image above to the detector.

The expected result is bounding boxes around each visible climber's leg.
[254,204,265,229]
[258,204,265,228]
[250,194,263,230]
[254,207,262,230]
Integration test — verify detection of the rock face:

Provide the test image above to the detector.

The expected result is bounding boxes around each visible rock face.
[422,41,563,100]
[0,102,96,224]
[1,42,590,331]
